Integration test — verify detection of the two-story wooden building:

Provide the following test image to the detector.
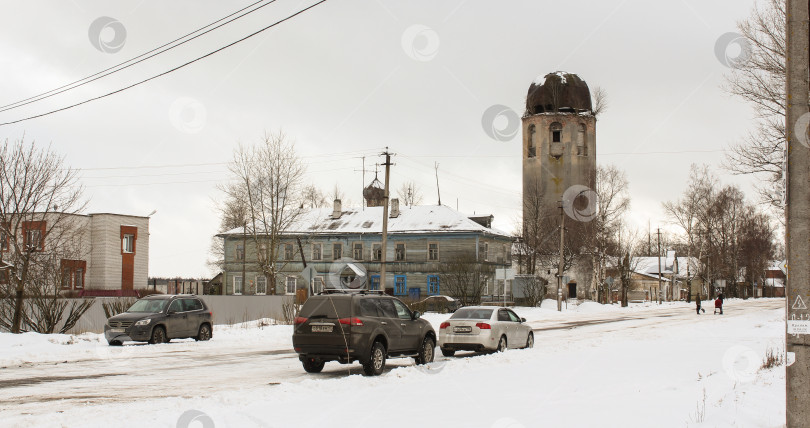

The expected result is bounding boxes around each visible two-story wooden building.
[217,199,513,299]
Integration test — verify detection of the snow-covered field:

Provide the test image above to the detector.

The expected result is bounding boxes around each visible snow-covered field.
[0,298,786,427]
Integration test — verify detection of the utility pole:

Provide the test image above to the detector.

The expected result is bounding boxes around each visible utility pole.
[786,1,810,425]
[242,221,247,296]
[657,228,662,305]
[557,201,565,312]
[380,149,393,293]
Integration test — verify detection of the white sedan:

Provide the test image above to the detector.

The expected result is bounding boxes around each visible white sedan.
[437,306,534,356]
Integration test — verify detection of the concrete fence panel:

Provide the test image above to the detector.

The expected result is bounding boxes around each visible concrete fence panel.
[61,295,294,334]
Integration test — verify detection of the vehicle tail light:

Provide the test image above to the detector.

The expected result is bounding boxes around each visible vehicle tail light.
[440,322,450,329]
[339,317,364,326]
[294,316,308,325]
[476,322,491,330]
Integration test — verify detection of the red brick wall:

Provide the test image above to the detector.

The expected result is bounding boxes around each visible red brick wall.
[120,226,137,291]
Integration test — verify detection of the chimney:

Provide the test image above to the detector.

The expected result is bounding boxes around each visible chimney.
[332,199,342,219]
[390,198,400,218]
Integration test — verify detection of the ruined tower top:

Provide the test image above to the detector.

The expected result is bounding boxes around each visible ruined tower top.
[525,71,592,115]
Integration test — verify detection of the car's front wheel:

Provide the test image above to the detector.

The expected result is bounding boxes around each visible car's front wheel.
[302,358,325,373]
[196,324,212,341]
[415,336,435,365]
[362,342,386,376]
[525,332,534,349]
[149,326,167,344]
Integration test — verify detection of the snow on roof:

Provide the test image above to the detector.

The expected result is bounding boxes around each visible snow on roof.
[220,205,511,238]
[534,71,570,85]
[633,257,674,276]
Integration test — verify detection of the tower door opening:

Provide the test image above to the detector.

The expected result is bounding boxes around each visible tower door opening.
[568,282,577,299]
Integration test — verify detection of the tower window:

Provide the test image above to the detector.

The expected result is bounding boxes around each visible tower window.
[528,124,536,158]
[550,122,562,143]
[549,122,564,158]
[577,123,587,156]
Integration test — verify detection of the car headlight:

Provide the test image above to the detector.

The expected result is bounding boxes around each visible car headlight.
[134,318,151,326]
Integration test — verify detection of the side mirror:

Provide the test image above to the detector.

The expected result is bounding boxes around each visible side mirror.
[521,317,527,323]
[412,311,421,320]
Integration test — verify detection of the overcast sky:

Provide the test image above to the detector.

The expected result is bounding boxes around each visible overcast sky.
[0,0,763,277]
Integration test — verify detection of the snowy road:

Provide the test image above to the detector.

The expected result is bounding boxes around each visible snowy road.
[0,299,786,427]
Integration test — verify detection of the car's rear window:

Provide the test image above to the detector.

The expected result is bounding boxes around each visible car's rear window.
[450,308,493,320]
[299,297,353,319]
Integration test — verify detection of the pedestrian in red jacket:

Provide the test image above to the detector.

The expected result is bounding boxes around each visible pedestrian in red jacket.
[714,297,723,315]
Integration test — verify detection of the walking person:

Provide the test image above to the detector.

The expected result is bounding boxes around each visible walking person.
[714,296,723,315]
[696,294,705,314]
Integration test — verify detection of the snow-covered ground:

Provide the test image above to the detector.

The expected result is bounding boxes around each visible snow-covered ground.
[0,298,786,427]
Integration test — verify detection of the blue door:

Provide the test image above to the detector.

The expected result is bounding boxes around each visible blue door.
[408,287,421,300]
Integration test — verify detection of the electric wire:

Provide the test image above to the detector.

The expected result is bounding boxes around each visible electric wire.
[0,0,329,126]
[0,0,275,113]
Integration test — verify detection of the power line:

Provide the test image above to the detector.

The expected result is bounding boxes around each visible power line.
[0,0,276,113]
[0,0,329,126]
[72,148,376,172]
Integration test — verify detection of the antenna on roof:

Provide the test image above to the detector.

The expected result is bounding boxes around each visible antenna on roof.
[434,162,441,206]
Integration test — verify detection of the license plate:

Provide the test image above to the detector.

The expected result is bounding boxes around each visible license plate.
[453,326,472,333]
[312,325,333,333]
[110,328,124,333]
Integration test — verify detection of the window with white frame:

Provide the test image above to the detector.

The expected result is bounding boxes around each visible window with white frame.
[256,276,267,294]
[235,243,244,261]
[285,276,297,295]
[313,276,325,294]
[333,243,342,260]
[353,242,363,260]
[480,242,488,261]
[395,243,405,261]
[26,229,42,251]
[428,242,439,261]
[233,275,243,295]
[372,243,381,261]
[122,234,134,253]
[312,243,322,261]
[284,243,294,261]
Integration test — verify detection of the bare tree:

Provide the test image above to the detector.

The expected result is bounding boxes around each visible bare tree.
[222,131,305,295]
[397,181,424,207]
[301,184,328,209]
[591,164,630,302]
[722,0,786,213]
[0,138,90,333]
[591,86,609,118]
[613,226,641,307]
[207,191,249,276]
[662,164,715,302]
[438,254,494,306]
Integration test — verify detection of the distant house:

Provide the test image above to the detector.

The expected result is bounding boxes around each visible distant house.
[605,251,704,301]
[762,260,786,297]
[217,199,513,299]
[0,212,149,296]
